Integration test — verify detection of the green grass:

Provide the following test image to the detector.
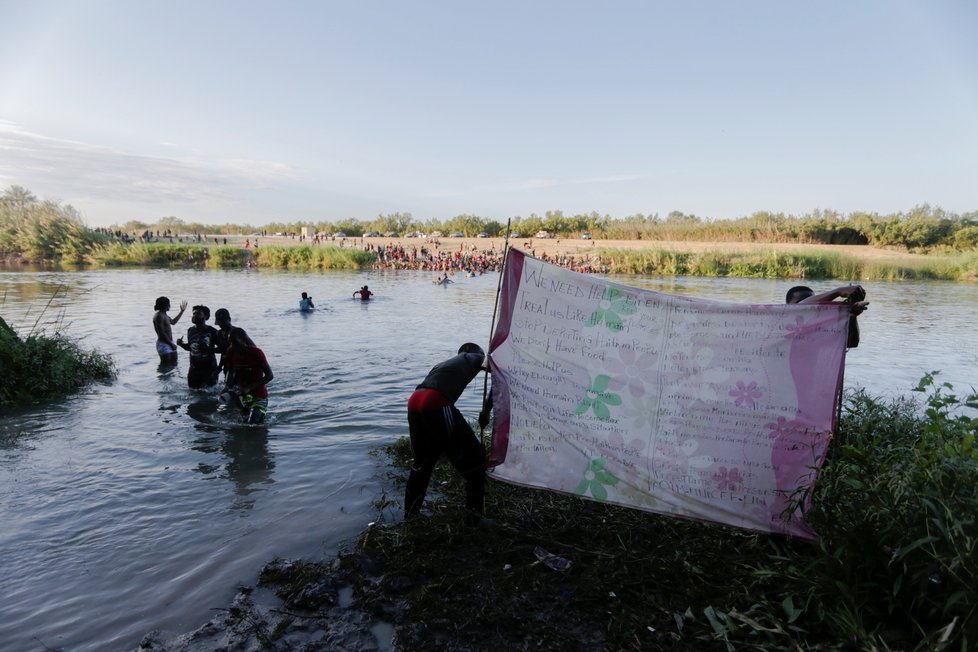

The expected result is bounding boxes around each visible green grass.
[252,245,377,270]
[599,247,978,281]
[84,242,377,270]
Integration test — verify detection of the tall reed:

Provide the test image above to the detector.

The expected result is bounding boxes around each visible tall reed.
[253,245,376,270]
[599,247,978,281]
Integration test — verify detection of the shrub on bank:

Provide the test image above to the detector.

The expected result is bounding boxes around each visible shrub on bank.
[770,374,977,649]
[0,316,115,410]
[0,186,112,263]
[89,242,212,266]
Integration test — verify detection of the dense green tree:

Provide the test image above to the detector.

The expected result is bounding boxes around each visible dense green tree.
[0,186,110,261]
[370,212,414,235]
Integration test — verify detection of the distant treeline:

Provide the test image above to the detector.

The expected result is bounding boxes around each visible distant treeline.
[4,185,978,263]
[115,206,978,251]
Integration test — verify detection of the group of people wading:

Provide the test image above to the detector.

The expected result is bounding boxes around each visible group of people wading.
[153,297,273,424]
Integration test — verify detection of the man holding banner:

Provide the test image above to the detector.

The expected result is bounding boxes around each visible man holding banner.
[405,343,492,526]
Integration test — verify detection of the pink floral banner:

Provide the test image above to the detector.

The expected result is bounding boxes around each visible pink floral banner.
[488,249,850,540]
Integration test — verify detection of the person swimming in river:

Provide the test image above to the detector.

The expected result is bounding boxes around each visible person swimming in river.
[353,285,374,300]
[433,275,453,285]
[299,292,315,311]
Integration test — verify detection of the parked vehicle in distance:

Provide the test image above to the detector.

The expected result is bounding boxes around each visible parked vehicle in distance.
[429,231,444,238]
[510,232,522,238]
[581,232,593,239]
[404,231,424,238]
[334,232,348,238]
[449,232,465,237]
[364,231,381,237]
[383,231,398,237]
[476,232,489,238]
[535,230,551,238]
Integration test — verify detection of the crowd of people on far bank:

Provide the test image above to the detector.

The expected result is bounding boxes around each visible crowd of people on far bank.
[368,241,610,275]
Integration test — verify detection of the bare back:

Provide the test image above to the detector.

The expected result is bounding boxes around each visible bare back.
[154,310,175,345]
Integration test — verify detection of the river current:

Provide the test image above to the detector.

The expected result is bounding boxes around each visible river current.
[0,265,975,651]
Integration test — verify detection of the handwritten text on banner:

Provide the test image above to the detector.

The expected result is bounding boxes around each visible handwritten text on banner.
[488,249,849,540]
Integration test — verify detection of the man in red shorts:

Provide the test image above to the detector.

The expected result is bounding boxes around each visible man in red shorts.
[405,343,491,526]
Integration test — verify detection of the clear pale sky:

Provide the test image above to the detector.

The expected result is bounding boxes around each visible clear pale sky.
[1,1,977,227]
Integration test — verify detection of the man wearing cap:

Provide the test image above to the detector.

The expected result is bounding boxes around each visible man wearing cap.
[405,343,491,525]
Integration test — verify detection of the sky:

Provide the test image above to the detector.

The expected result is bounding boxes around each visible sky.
[1,1,977,228]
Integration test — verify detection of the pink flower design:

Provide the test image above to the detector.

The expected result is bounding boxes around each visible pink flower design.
[786,314,812,338]
[606,347,658,398]
[729,380,763,408]
[712,466,744,491]
[765,416,791,439]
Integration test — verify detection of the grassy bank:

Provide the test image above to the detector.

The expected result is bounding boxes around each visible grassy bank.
[329,375,975,650]
[73,241,978,282]
[0,314,114,412]
[87,243,375,270]
[598,247,978,281]
[252,245,377,270]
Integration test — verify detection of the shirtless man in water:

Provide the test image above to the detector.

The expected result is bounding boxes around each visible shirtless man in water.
[153,296,188,364]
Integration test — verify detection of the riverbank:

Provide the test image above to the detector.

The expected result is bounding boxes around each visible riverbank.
[136,380,978,651]
[9,234,973,281]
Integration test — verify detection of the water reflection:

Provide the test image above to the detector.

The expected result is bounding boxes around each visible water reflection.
[187,397,276,510]
[222,430,275,507]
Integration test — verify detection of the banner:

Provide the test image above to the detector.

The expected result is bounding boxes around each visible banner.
[488,249,849,540]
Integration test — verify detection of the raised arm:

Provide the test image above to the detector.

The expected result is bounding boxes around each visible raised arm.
[798,285,864,304]
[169,300,188,324]
[799,285,869,314]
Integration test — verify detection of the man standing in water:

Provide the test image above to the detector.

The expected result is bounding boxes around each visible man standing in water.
[353,285,374,300]
[153,296,187,364]
[405,343,492,526]
[786,284,868,347]
[224,328,274,424]
[176,305,220,388]
[299,292,315,311]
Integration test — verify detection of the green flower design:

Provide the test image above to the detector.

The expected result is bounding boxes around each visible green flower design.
[575,374,622,420]
[587,288,637,332]
[574,458,620,501]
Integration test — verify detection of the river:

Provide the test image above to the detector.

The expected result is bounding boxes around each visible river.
[0,265,975,651]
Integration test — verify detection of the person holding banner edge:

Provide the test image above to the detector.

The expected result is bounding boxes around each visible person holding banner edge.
[405,343,493,526]
[786,284,868,348]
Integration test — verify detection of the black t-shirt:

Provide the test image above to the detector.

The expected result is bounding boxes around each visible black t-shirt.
[415,352,484,404]
[186,325,219,369]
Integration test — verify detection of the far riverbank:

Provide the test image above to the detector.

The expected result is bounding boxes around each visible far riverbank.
[49,234,977,281]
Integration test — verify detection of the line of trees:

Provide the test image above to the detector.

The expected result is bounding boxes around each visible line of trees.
[4,186,978,262]
[111,206,978,251]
